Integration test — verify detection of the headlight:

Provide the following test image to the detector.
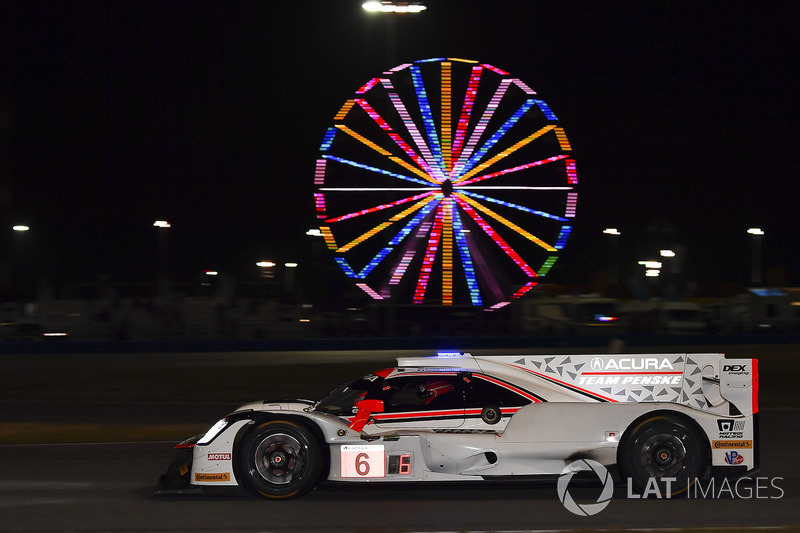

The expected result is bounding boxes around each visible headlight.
[197,418,228,445]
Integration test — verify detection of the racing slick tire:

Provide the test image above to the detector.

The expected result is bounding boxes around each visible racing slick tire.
[237,419,323,500]
[620,415,707,497]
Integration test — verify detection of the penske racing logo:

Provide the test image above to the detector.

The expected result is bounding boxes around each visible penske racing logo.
[580,357,681,386]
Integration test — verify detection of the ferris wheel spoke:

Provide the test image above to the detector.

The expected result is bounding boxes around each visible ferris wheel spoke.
[354,99,441,184]
[440,199,455,305]
[381,78,445,181]
[440,61,453,173]
[456,155,568,187]
[451,65,483,170]
[454,125,557,184]
[412,203,446,304]
[324,191,438,223]
[455,193,557,252]
[389,250,417,286]
[322,155,433,187]
[387,196,442,246]
[456,190,569,222]
[451,78,513,177]
[335,247,393,279]
[336,195,439,253]
[410,65,446,177]
[450,203,482,306]
[452,195,539,278]
[455,99,537,179]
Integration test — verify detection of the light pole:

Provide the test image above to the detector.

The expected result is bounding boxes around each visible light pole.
[154,220,171,283]
[747,228,764,286]
[603,228,621,286]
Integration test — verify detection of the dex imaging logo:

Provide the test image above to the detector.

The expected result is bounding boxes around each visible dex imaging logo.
[557,459,614,516]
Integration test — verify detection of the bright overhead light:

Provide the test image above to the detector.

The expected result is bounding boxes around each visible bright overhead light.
[306,228,323,237]
[285,262,298,268]
[747,228,765,235]
[660,249,676,257]
[12,225,30,232]
[363,1,427,13]
[645,270,661,277]
[638,261,662,269]
[153,220,171,228]
[602,228,620,235]
[256,261,276,268]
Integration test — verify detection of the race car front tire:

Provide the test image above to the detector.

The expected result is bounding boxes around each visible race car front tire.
[237,419,323,500]
[620,415,707,497]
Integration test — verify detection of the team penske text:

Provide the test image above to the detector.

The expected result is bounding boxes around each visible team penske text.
[578,375,682,385]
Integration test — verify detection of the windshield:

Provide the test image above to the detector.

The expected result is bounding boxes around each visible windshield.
[314,373,386,417]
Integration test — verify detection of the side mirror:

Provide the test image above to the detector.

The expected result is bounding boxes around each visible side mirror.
[349,399,384,432]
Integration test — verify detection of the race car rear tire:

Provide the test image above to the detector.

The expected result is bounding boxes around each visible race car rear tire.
[620,415,707,497]
[237,419,323,500]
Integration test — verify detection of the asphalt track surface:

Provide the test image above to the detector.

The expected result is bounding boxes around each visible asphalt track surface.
[0,348,798,532]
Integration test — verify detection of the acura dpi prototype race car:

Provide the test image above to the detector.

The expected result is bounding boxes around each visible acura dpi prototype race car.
[156,351,759,499]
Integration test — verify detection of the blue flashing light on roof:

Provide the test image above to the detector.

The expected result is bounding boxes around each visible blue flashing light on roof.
[436,351,465,358]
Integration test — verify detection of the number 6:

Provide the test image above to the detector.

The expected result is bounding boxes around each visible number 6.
[355,452,370,476]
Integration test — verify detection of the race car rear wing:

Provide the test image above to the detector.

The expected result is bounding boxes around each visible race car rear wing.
[718,358,758,416]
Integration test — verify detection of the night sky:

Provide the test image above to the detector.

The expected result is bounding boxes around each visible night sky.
[4,1,798,296]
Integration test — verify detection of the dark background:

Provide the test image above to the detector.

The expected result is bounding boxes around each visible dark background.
[2,1,798,300]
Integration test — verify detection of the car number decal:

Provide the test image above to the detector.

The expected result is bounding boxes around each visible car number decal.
[340,444,385,478]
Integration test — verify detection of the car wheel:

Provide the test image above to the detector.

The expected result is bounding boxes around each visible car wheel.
[621,415,707,497]
[237,419,323,499]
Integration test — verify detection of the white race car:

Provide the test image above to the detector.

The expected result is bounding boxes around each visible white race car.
[156,351,759,499]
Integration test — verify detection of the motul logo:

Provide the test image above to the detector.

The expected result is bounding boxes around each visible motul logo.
[208,453,231,461]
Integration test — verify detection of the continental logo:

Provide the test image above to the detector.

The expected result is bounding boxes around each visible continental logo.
[207,453,232,461]
[195,472,231,482]
[713,440,753,449]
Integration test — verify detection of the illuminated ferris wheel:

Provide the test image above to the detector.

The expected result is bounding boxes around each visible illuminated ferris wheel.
[313,58,578,309]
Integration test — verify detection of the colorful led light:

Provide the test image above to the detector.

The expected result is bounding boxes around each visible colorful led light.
[453,194,538,277]
[314,158,327,185]
[456,155,568,187]
[451,78,512,177]
[455,125,558,184]
[441,62,452,173]
[451,65,482,169]
[390,250,416,285]
[457,190,567,222]
[455,193,557,252]
[512,281,538,298]
[356,283,384,300]
[315,59,578,307]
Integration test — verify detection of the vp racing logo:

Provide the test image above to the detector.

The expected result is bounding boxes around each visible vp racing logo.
[557,459,614,516]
